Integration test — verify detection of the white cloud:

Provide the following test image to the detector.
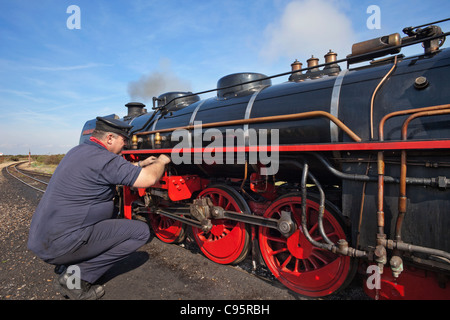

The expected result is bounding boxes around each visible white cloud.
[260,0,356,65]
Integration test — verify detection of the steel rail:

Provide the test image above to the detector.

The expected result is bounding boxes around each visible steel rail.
[14,165,50,185]
[5,162,48,193]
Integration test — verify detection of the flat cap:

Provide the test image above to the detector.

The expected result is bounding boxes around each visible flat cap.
[95,116,133,138]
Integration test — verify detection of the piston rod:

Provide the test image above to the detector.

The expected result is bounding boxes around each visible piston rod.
[140,203,297,238]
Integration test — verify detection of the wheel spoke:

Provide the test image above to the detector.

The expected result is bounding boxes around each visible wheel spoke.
[309,221,319,235]
[281,254,293,270]
[311,249,332,264]
[302,259,311,272]
[325,230,339,240]
[270,247,289,256]
[259,195,352,297]
[218,194,224,207]
[149,213,186,244]
[306,256,321,269]
[224,201,233,210]
[294,258,301,274]
[266,234,287,244]
[191,186,250,265]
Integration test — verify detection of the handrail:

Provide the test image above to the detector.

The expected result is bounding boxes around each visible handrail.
[135,110,362,142]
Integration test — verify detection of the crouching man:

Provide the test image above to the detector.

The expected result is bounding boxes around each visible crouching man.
[28,116,170,300]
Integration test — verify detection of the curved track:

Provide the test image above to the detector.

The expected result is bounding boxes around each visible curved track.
[5,162,50,193]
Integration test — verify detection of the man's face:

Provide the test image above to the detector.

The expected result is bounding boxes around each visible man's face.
[106,133,128,155]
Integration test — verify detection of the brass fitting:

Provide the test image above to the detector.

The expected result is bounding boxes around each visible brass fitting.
[131,135,138,149]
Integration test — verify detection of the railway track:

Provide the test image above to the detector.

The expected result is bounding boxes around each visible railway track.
[5,162,51,193]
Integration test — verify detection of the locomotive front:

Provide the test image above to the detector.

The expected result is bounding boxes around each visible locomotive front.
[80,20,450,299]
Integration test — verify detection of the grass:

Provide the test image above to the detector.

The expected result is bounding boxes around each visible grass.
[0,154,65,175]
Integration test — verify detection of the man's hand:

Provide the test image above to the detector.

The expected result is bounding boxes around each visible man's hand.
[137,154,171,168]
[138,156,157,167]
[132,154,172,188]
[158,154,171,165]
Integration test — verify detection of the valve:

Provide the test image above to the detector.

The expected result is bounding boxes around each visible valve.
[390,255,404,278]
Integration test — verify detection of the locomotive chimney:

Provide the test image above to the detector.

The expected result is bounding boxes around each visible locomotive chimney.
[125,102,146,118]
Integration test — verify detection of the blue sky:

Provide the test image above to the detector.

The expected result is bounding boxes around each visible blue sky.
[0,0,449,155]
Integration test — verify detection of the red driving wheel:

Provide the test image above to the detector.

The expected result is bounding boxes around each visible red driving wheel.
[259,194,353,297]
[149,211,186,244]
[191,185,250,265]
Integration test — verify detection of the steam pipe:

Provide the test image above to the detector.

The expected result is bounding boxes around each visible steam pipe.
[382,239,450,261]
[370,55,398,140]
[379,104,450,140]
[379,108,450,277]
[129,110,159,136]
[284,160,334,246]
[288,160,368,258]
[300,163,334,250]
[374,104,450,273]
[310,153,444,186]
[377,104,450,238]
[136,110,362,142]
[304,165,334,246]
[396,108,450,241]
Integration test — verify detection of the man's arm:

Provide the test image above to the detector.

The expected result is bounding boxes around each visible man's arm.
[132,154,171,188]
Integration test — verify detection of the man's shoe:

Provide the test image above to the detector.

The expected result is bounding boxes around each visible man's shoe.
[53,271,105,300]
[54,264,67,275]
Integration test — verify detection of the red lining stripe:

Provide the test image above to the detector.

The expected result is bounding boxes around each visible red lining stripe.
[122,140,450,154]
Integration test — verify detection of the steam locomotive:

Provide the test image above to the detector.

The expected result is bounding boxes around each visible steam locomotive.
[80,20,450,299]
